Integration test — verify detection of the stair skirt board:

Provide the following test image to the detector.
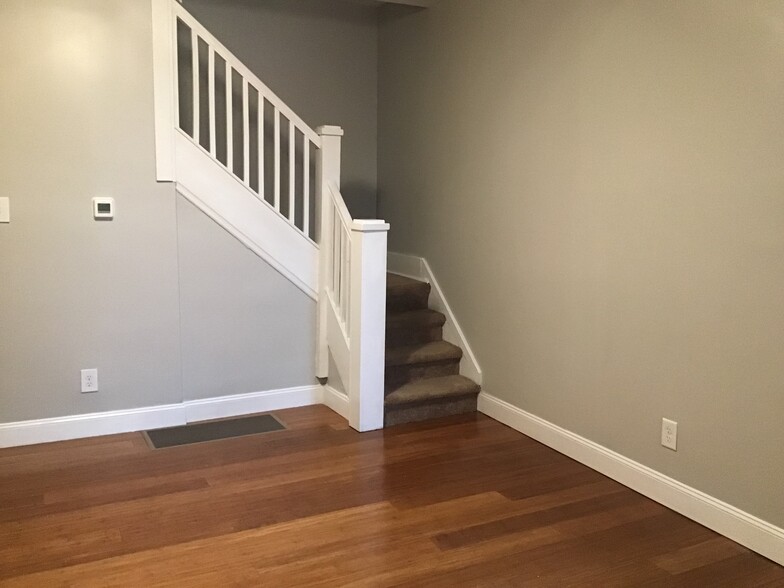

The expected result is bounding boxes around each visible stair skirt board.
[174,133,319,300]
[0,385,322,448]
[478,392,784,567]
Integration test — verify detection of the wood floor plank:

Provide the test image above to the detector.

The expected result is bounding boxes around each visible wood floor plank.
[433,490,651,550]
[0,406,781,586]
[652,536,750,574]
[661,552,784,587]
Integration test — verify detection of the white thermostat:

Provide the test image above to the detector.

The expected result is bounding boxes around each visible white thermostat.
[92,197,114,220]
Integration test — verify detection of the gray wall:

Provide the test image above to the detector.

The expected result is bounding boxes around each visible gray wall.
[177,196,316,401]
[378,0,784,527]
[0,0,321,423]
[183,0,379,218]
[0,0,182,421]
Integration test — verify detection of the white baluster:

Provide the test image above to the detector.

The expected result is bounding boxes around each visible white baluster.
[346,229,352,329]
[289,120,296,224]
[274,109,281,211]
[343,229,350,330]
[226,61,233,172]
[340,228,347,324]
[191,29,199,144]
[303,137,310,237]
[258,96,264,199]
[333,210,340,297]
[243,80,250,185]
[208,47,216,156]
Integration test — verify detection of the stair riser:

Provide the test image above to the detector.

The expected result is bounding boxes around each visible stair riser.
[386,289,430,313]
[385,360,460,394]
[384,395,478,427]
[385,326,443,348]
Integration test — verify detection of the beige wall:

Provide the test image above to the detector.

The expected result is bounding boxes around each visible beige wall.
[378,0,784,527]
[183,0,379,218]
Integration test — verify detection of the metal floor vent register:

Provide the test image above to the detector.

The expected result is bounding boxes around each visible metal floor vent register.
[145,414,285,448]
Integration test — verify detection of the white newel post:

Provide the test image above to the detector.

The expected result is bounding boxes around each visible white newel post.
[348,220,390,431]
[316,125,344,379]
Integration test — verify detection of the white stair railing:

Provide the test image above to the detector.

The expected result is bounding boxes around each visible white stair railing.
[151,0,389,431]
[171,2,320,241]
[317,129,389,432]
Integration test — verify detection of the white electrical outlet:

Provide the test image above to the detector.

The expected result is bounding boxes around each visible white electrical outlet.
[661,418,678,451]
[81,369,98,393]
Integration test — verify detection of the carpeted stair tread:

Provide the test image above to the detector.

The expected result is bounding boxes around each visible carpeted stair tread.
[385,340,463,367]
[382,271,480,427]
[386,308,446,346]
[386,272,426,291]
[385,375,480,407]
[386,273,431,312]
[386,308,446,329]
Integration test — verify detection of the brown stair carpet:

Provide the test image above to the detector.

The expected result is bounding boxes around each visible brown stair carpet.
[384,273,480,427]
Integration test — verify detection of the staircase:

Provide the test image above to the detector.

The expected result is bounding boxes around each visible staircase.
[384,273,480,426]
[152,0,477,432]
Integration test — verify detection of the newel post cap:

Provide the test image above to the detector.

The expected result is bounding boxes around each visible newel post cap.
[316,125,344,137]
[351,219,390,233]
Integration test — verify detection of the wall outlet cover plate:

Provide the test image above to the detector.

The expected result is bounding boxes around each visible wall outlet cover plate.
[662,418,678,451]
[81,369,99,393]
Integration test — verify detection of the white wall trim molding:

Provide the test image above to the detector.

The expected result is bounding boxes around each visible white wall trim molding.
[184,385,323,422]
[0,385,323,449]
[0,404,185,449]
[478,392,784,566]
[387,251,425,282]
[151,0,177,181]
[321,385,349,419]
[387,252,483,385]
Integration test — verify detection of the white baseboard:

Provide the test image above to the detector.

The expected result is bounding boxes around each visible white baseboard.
[0,404,185,449]
[478,392,784,566]
[184,385,322,422]
[0,385,323,449]
[321,385,349,419]
[387,252,483,385]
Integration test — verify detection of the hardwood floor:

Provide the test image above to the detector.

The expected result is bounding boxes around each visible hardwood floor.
[0,406,781,586]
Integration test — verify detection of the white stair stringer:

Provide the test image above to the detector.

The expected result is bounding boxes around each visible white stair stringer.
[174,130,319,299]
